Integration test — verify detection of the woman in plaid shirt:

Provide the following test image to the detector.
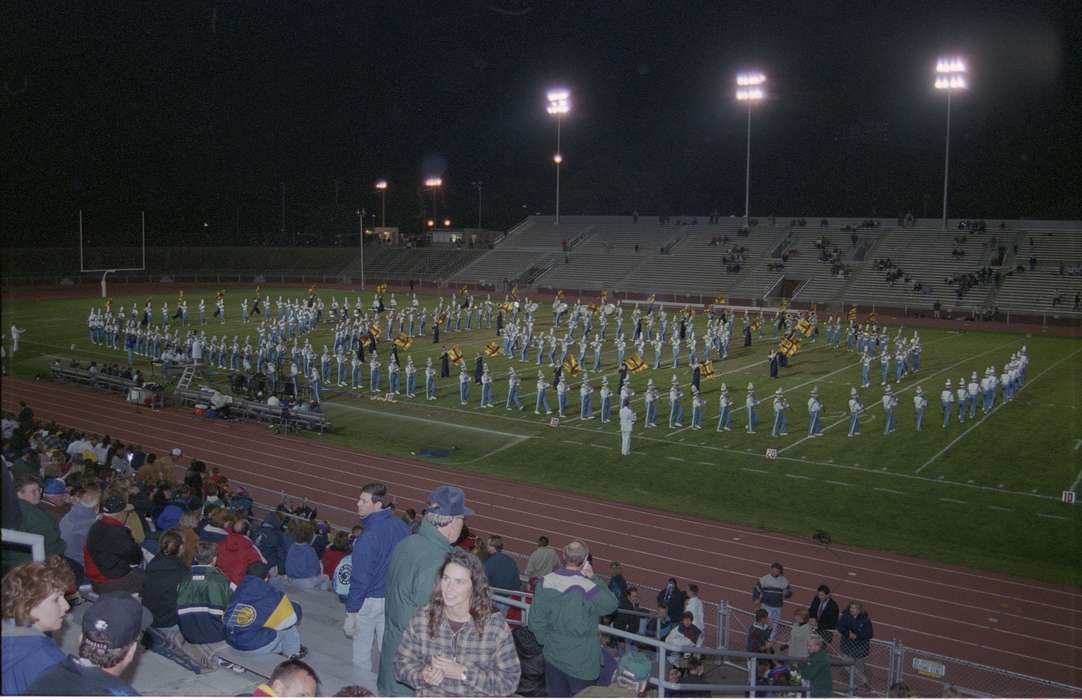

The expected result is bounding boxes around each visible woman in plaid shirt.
[395,550,521,696]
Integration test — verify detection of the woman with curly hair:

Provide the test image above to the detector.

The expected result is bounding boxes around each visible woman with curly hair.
[1,556,76,694]
[394,549,520,697]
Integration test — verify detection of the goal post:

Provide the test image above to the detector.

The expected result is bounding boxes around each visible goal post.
[78,210,147,298]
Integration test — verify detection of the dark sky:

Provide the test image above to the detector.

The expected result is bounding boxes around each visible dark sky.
[3,0,1080,245]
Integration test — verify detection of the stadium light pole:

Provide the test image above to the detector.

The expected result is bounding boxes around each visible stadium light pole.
[546,88,571,225]
[935,57,968,230]
[471,181,483,229]
[735,72,766,228]
[355,208,367,290]
[375,180,388,227]
[425,177,443,230]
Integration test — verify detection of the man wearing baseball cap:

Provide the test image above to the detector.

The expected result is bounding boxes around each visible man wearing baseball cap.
[84,494,145,594]
[27,593,145,695]
[576,650,652,697]
[378,485,474,696]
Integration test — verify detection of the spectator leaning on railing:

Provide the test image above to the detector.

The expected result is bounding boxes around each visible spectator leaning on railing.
[528,540,619,696]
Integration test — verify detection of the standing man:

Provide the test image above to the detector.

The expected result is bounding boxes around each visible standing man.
[913,386,927,431]
[848,387,863,438]
[807,387,823,437]
[619,399,636,456]
[10,323,26,353]
[528,541,619,696]
[941,379,954,428]
[752,562,792,640]
[344,483,410,694]
[882,385,898,434]
[378,486,474,696]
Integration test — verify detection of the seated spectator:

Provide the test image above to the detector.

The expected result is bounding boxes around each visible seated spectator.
[1,556,75,694]
[658,577,686,625]
[39,478,71,523]
[746,608,772,654]
[394,550,521,696]
[512,626,546,697]
[177,540,231,645]
[136,452,168,484]
[252,511,287,575]
[321,530,351,579]
[217,518,265,586]
[285,520,330,590]
[613,586,646,638]
[253,658,320,697]
[785,607,814,658]
[5,475,78,582]
[177,510,201,566]
[141,530,189,639]
[198,506,234,542]
[60,481,101,572]
[643,603,673,641]
[27,592,145,696]
[607,562,628,600]
[153,485,189,530]
[225,561,306,659]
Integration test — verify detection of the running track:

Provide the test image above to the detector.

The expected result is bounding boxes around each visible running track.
[3,377,1080,688]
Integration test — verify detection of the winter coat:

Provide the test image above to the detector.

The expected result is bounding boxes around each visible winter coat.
[512,625,547,697]
[1,619,66,695]
[84,515,143,583]
[837,610,874,659]
[528,568,619,681]
[141,553,189,628]
[177,564,231,644]
[346,507,410,613]
[251,513,286,573]
[224,575,302,652]
[216,532,265,585]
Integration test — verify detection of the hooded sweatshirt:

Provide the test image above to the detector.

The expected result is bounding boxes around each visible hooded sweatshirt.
[217,532,265,585]
[59,501,98,565]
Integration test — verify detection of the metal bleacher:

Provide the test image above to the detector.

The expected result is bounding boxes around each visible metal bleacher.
[993,229,1082,314]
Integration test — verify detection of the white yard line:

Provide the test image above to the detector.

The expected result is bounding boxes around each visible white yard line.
[1037,513,1069,521]
[322,400,534,440]
[874,487,907,495]
[1068,468,1082,493]
[914,348,1082,474]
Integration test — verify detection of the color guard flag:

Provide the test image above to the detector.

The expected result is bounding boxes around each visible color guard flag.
[848,306,858,321]
[868,311,878,323]
[646,294,656,305]
[483,341,501,357]
[715,294,727,305]
[394,333,412,351]
[369,323,382,338]
[563,355,581,376]
[447,345,464,365]
[795,319,812,337]
[700,360,716,379]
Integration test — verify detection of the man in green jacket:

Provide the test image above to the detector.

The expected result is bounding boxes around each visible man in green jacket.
[798,635,834,697]
[377,485,473,696]
[528,540,618,696]
[3,475,68,572]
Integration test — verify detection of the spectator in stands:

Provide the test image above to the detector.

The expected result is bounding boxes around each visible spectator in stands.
[285,520,330,590]
[613,585,646,638]
[321,530,351,578]
[39,478,71,523]
[658,577,687,625]
[141,529,188,643]
[344,483,410,693]
[380,485,475,696]
[136,452,168,484]
[177,510,200,566]
[59,480,101,575]
[483,534,521,598]
[198,505,234,543]
[84,494,144,594]
[577,650,651,698]
[154,486,190,531]
[7,475,78,580]
[394,549,520,696]
[524,534,560,588]
[225,561,306,660]
[252,511,287,574]
[798,635,833,697]
[217,518,266,586]
[1,556,75,694]
[27,592,145,696]
[528,540,619,696]
[785,608,814,658]
[177,540,231,646]
[837,601,874,690]
[644,602,673,640]
[684,584,704,632]
[752,562,792,638]
[607,561,628,600]
[808,584,839,643]
[253,658,320,697]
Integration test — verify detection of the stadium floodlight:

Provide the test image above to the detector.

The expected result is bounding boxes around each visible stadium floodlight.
[546,87,571,224]
[935,56,968,229]
[355,208,367,289]
[425,177,443,230]
[375,180,388,227]
[735,71,767,227]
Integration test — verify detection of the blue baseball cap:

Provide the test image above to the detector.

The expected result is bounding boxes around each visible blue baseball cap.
[426,485,475,517]
[43,479,68,496]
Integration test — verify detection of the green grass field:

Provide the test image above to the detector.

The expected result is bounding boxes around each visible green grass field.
[3,286,1080,586]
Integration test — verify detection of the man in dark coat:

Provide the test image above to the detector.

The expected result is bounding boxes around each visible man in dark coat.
[474,354,484,384]
[439,347,450,377]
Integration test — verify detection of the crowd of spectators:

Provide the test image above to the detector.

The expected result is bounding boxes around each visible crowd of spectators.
[4,403,871,697]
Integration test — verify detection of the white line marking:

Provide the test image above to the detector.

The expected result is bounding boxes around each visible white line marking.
[741,467,769,474]
[463,436,530,464]
[1037,513,1069,521]
[915,348,1082,474]
[588,443,613,450]
[986,505,1012,512]
[561,440,585,446]
[666,456,686,462]
[322,400,533,439]
[786,474,811,480]
[874,487,907,495]
[1069,468,1082,493]
[698,461,714,466]
[826,480,851,487]
[939,498,967,505]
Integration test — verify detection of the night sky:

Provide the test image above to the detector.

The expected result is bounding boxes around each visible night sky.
[3,0,1080,246]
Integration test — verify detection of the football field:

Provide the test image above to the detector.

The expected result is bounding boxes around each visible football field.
[3,286,1080,585]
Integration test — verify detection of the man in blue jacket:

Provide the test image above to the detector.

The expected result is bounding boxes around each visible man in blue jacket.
[225,562,306,659]
[343,483,409,694]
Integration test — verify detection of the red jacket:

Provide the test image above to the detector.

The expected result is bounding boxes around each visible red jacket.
[216,532,264,585]
[321,547,348,577]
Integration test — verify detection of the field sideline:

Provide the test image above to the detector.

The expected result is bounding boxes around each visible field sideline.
[3,285,1080,586]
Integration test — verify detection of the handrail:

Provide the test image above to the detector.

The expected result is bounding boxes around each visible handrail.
[1,528,46,562]
[491,591,824,697]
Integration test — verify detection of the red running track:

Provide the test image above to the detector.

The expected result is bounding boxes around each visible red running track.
[4,377,1080,688]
